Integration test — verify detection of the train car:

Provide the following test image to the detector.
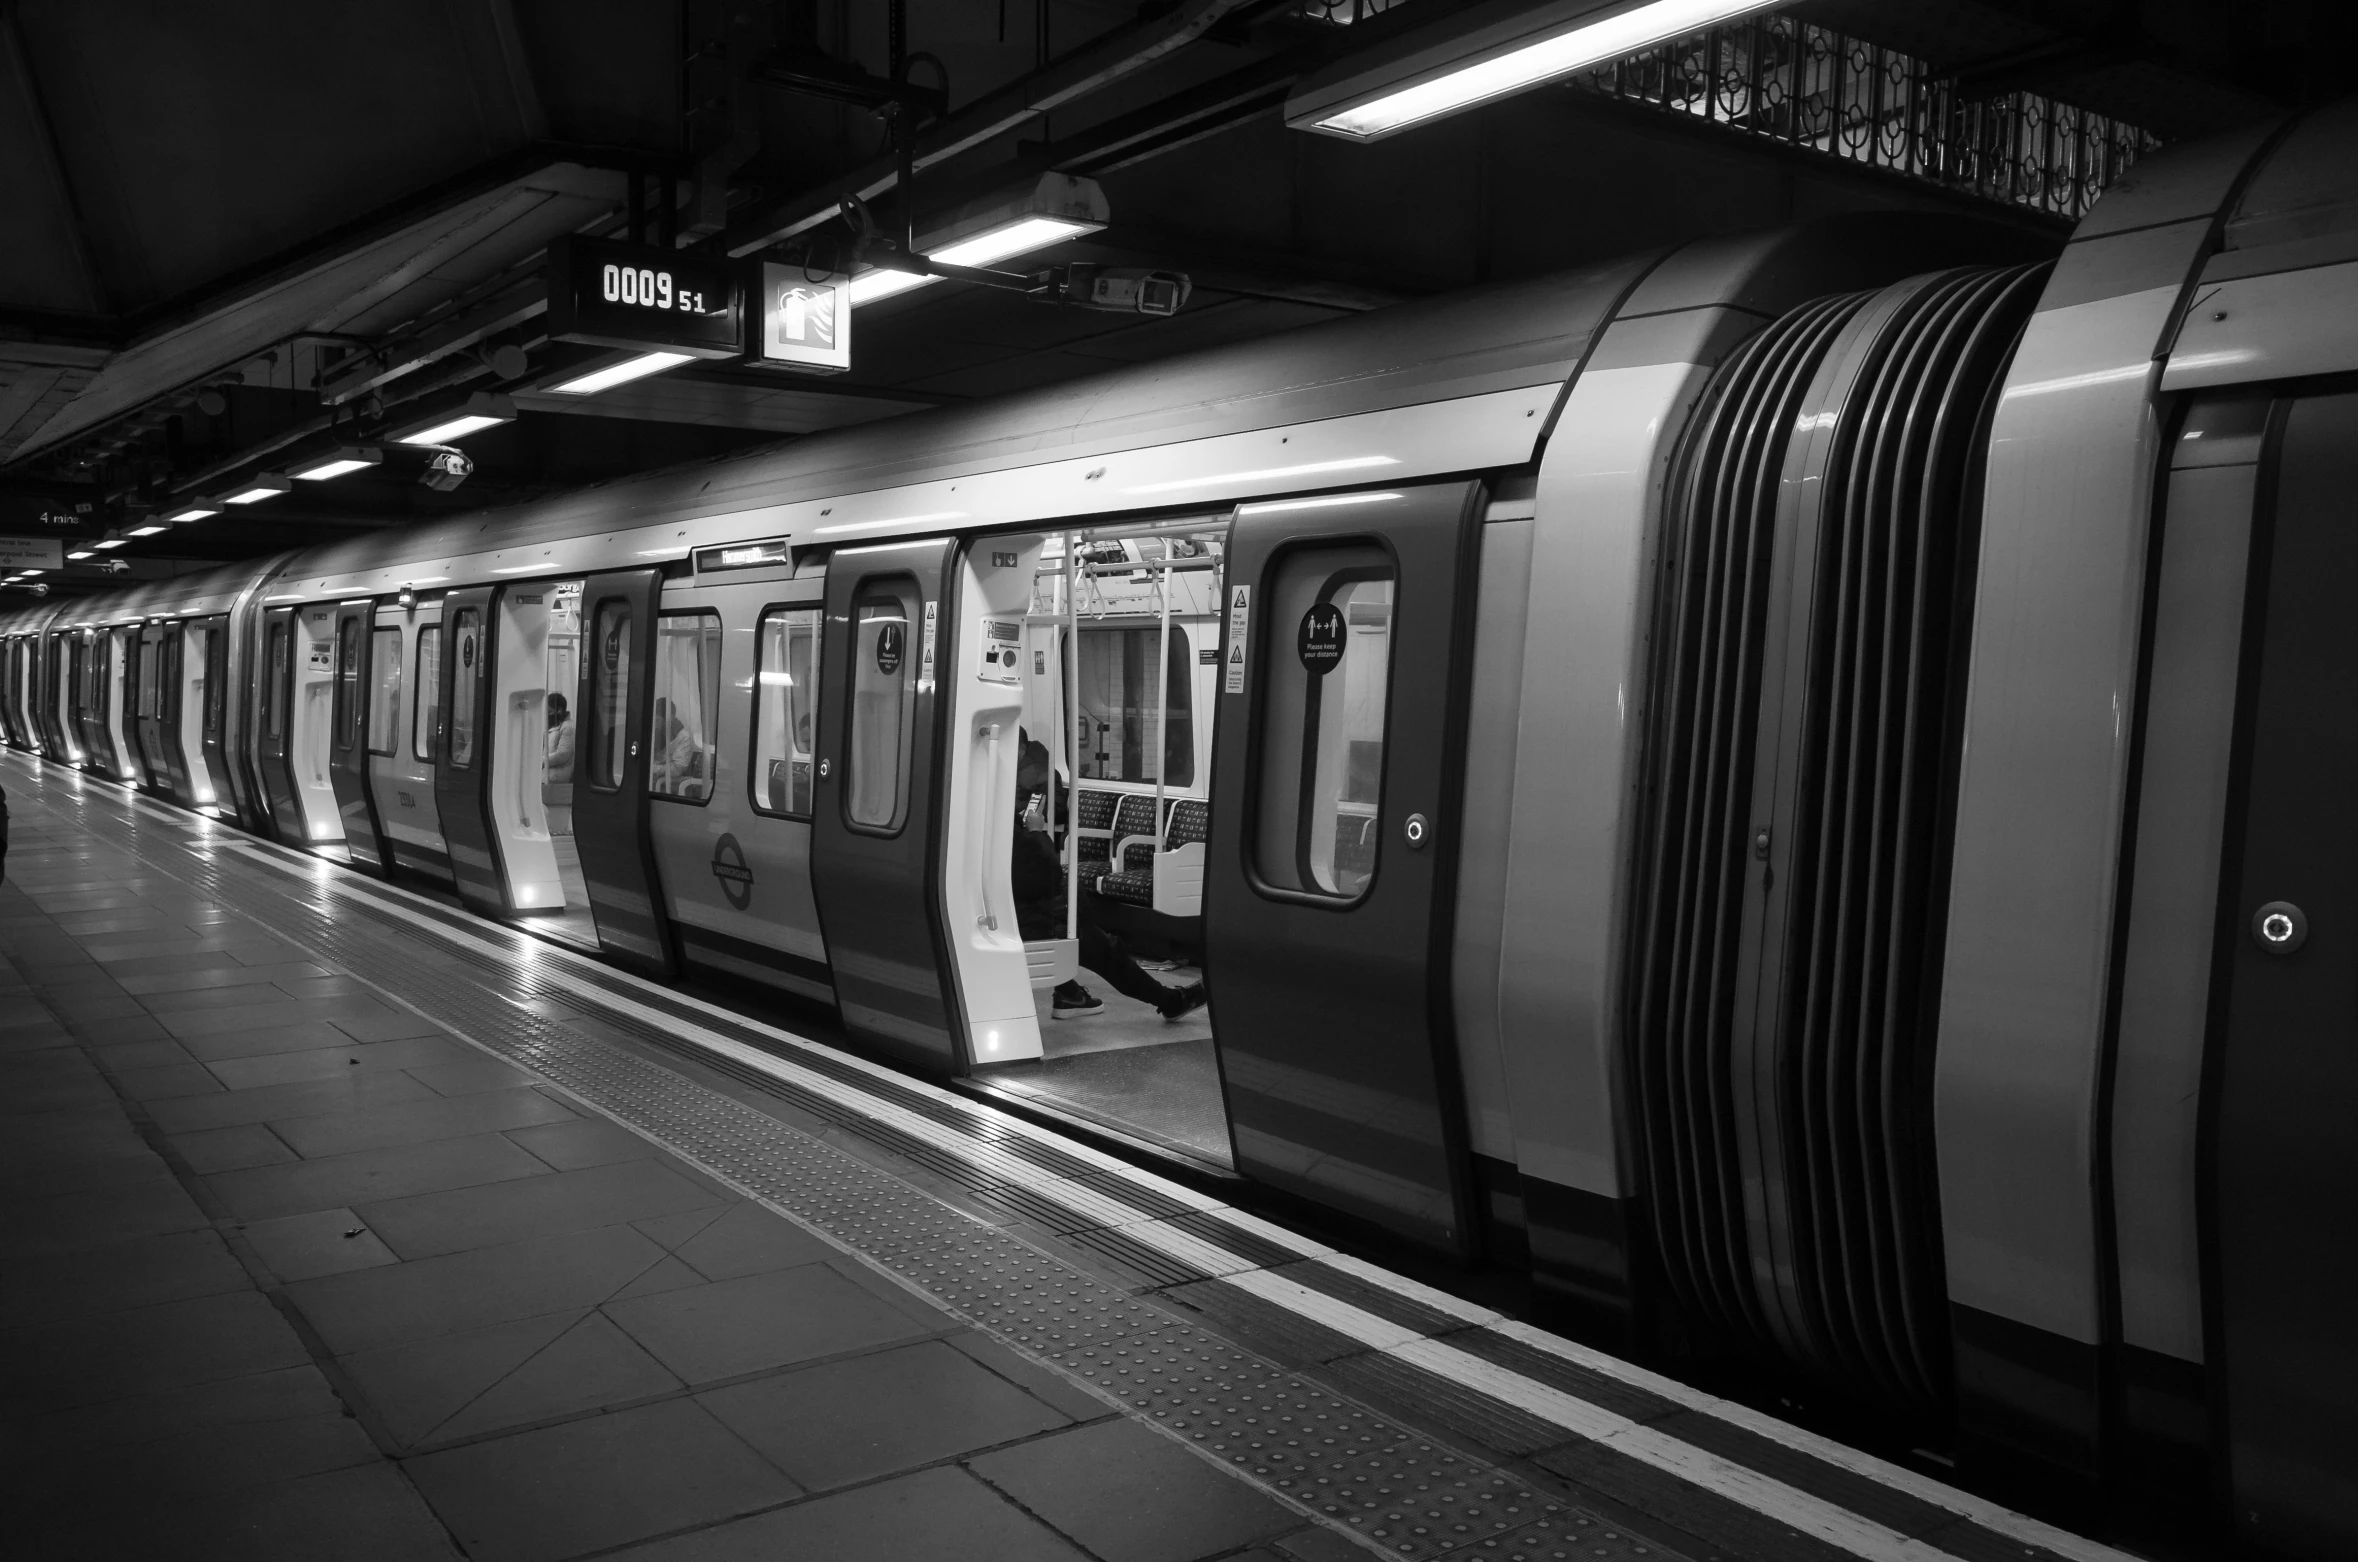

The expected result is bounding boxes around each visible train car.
[7,103,2357,1558]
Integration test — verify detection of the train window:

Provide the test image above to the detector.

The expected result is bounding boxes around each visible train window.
[847,588,918,832]
[590,602,631,790]
[332,619,363,750]
[194,627,218,742]
[264,622,289,741]
[158,633,179,726]
[368,628,402,756]
[449,609,482,768]
[1073,624,1193,787]
[136,634,159,721]
[750,606,822,818]
[650,611,722,804]
[1251,545,1395,902]
[412,625,441,762]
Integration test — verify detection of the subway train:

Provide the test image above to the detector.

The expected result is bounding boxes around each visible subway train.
[8,104,2358,1557]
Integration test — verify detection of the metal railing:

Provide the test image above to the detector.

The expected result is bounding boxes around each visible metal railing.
[1579,13,2158,221]
[1295,4,2159,222]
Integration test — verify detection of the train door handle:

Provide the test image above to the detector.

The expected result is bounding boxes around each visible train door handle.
[2253,900,2308,953]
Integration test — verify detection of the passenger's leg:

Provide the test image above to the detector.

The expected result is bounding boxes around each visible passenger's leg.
[1077,919,1177,1009]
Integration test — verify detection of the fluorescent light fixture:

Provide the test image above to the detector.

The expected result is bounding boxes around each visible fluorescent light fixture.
[1238,491,1407,517]
[814,510,966,536]
[126,525,165,537]
[1128,455,1399,496]
[93,539,124,550]
[66,550,92,561]
[393,392,516,445]
[1287,0,1781,142]
[548,350,694,396]
[18,569,41,576]
[164,506,217,523]
[290,446,382,481]
[223,474,292,505]
[848,173,1108,309]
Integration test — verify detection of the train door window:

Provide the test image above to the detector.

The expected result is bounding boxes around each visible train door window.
[847,588,918,832]
[194,626,218,741]
[412,626,441,760]
[368,629,402,756]
[264,621,290,740]
[1074,623,1193,786]
[332,618,363,749]
[157,633,178,726]
[449,609,482,767]
[136,635,159,720]
[649,611,721,803]
[1252,545,1394,901]
[590,602,631,790]
[750,606,821,817]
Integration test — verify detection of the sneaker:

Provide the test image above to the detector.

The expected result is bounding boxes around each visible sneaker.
[1052,982,1104,1020]
[1157,982,1208,1022]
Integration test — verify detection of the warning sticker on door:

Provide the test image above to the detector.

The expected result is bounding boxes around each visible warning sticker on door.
[1224,585,1250,695]
[919,599,939,689]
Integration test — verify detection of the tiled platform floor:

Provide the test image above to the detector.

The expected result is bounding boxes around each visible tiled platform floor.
[0,808,1352,1562]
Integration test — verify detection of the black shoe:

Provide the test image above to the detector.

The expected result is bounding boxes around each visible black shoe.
[1053,982,1104,1020]
[1158,983,1207,1022]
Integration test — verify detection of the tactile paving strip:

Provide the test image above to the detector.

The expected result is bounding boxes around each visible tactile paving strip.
[23,774,1678,1562]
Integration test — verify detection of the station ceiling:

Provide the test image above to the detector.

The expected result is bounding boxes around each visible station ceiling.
[0,0,2337,592]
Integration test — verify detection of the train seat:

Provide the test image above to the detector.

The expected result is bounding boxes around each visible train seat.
[1096,796,1207,918]
[1073,787,1118,867]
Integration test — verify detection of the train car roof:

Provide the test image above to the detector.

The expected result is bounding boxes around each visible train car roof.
[259,249,1665,584]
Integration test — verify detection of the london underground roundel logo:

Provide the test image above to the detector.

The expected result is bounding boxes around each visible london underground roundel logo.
[712,833,754,910]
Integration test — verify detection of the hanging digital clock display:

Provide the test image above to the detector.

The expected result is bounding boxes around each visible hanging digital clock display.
[545,236,745,359]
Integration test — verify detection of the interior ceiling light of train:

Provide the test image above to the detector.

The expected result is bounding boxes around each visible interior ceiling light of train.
[0,0,2328,597]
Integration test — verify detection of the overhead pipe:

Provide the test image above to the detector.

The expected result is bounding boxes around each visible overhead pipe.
[710,0,1260,257]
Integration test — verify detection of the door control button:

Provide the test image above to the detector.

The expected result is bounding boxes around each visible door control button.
[2253,900,2308,953]
[1403,813,1430,850]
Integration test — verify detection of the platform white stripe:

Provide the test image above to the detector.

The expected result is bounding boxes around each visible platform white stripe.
[185,817,2140,1562]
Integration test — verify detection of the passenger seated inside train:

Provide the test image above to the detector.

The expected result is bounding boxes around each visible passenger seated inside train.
[1012,733,1203,1023]
[651,697,710,802]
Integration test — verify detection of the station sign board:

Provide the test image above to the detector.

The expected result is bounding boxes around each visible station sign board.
[0,537,64,570]
[545,236,744,359]
[755,262,852,374]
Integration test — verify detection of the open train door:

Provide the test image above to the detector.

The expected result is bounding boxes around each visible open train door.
[810,538,960,1072]
[434,587,508,916]
[572,569,676,977]
[327,600,389,872]
[1205,481,1484,1257]
[254,605,306,842]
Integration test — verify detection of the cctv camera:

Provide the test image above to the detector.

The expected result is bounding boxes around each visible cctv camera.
[418,448,474,493]
[103,558,130,575]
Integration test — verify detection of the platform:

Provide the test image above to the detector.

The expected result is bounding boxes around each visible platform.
[0,752,2139,1562]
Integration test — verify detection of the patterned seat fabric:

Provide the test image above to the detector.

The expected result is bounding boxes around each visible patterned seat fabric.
[1097,869,1156,905]
[1075,788,1117,864]
[1167,798,1209,846]
[1095,795,1209,910]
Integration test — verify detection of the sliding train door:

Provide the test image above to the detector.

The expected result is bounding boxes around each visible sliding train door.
[327,601,389,871]
[1205,482,1484,1255]
[2209,390,2358,1560]
[434,587,507,915]
[810,538,961,1071]
[189,616,234,814]
[254,606,307,841]
[573,569,676,975]
[644,571,833,999]
[370,603,451,883]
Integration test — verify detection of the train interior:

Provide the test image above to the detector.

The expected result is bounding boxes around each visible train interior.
[962,520,1236,1167]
